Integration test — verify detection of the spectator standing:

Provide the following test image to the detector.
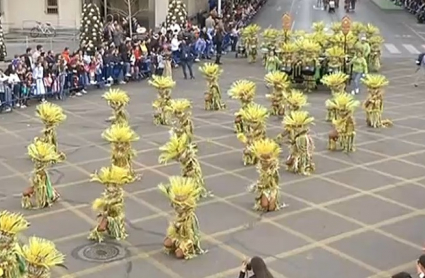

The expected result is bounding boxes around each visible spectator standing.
[205,12,215,31]
[24,48,33,70]
[179,39,195,79]
[214,26,224,65]
[163,46,173,78]
[33,58,46,102]
[32,45,43,64]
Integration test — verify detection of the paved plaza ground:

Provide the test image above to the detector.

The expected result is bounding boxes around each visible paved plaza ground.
[0,57,424,278]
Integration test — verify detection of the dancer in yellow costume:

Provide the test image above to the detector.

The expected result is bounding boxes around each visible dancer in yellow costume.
[362,74,392,128]
[0,211,29,278]
[249,138,284,212]
[237,103,268,166]
[199,63,226,110]
[22,141,62,209]
[89,165,135,242]
[264,71,290,116]
[160,176,206,259]
[328,93,359,153]
[149,75,176,125]
[228,79,256,133]
[103,89,130,125]
[21,236,66,277]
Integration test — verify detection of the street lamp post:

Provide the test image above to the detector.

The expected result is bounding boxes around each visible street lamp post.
[282,13,291,43]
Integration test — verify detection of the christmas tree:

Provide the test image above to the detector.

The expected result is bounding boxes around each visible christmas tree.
[165,0,188,30]
[79,3,103,55]
[0,17,7,61]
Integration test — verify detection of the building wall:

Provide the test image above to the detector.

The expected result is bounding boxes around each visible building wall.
[3,0,81,31]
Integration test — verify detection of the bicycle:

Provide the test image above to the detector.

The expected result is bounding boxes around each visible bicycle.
[30,21,56,38]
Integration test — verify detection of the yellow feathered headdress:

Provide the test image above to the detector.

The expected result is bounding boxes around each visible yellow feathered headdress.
[36,102,66,126]
[91,165,134,186]
[159,133,191,164]
[250,138,281,161]
[283,111,314,128]
[158,176,200,207]
[102,124,140,143]
[21,237,66,270]
[0,211,30,235]
[102,88,130,106]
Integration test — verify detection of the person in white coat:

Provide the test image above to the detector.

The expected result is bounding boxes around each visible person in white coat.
[33,58,46,102]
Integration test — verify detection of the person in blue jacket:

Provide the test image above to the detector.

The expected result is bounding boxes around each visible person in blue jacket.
[179,38,196,79]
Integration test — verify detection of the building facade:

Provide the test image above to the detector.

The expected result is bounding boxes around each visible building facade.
[1,0,208,32]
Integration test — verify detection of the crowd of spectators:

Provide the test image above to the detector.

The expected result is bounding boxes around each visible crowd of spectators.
[0,0,267,113]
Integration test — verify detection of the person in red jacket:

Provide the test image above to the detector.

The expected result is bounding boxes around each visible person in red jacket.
[61,47,70,64]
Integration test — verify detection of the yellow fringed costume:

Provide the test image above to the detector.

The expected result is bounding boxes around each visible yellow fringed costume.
[160,176,205,259]
[242,24,261,63]
[21,236,66,277]
[88,165,135,242]
[322,72,350,121]
[286,89,308,114]
[328,93,359,152]
[0,211,29,278]
[228,79,256,134]
[199,63,226,110]
[102,89,130,125]
[264,71,290,116]
[166,99,195,143]
[34,102,66,161]
[283,111,315,176]
[249,138,284,212]
[22,141,62,209]
[159,133,210,198]
[102,124,140,180]
[237,103,268,166]
[149,75,176,125]
[362,74,392,128]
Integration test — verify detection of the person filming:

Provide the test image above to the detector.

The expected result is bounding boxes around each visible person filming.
[239,256,274,278]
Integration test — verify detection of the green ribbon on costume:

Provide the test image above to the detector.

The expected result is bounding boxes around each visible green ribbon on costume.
[46,174,53,199]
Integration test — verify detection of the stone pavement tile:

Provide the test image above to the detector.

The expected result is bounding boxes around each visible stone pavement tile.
[122,197,158,222]
[58,181,102,205]
[48,166,88,185]
[59,134,95,150]
[380,215,425,246]
[0,132,27,146]
[79,257,171,278]
[283,178,357,204]
[204,173,250,197]
[389,104,425,118]
[0,143,28,159]
[6,157,34,173]
[195,140,233,156]
[131,169,166,192]
[326,168,402,190]
[27,207,91,240]
[311,155,352,174]
[202,152,245,171]
[391,118,425,131]
[386,96,423,106]
[11,128,42,142]
[60,114,105,129]
[228,192,308,217]
[126,216,168,252]
[194,112,234,124]
[155,163,181,176]
[329,231,418,270]
[213,136,246,149]
[364,124,418,138]
[76,158,111,174]
[133,188,173,213]
[0,168,19,183]
[139,132,171,147]
[368,159,425,180]
[195,124,234,139]
[196,201,258,234]
[237,166,313,184]
[321,147,386,165]
[398,131,425,146]
[361,138,422,156]
[402,152,425,165]
[377,183,425,210]
[55,239,131,275]
[326,195,410,225]
[150,241,241,278]
[215,222,309,258]
[66,145,109,164]
[134,149,160,167]
[277,209,362,241]
[268,247,374,278]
